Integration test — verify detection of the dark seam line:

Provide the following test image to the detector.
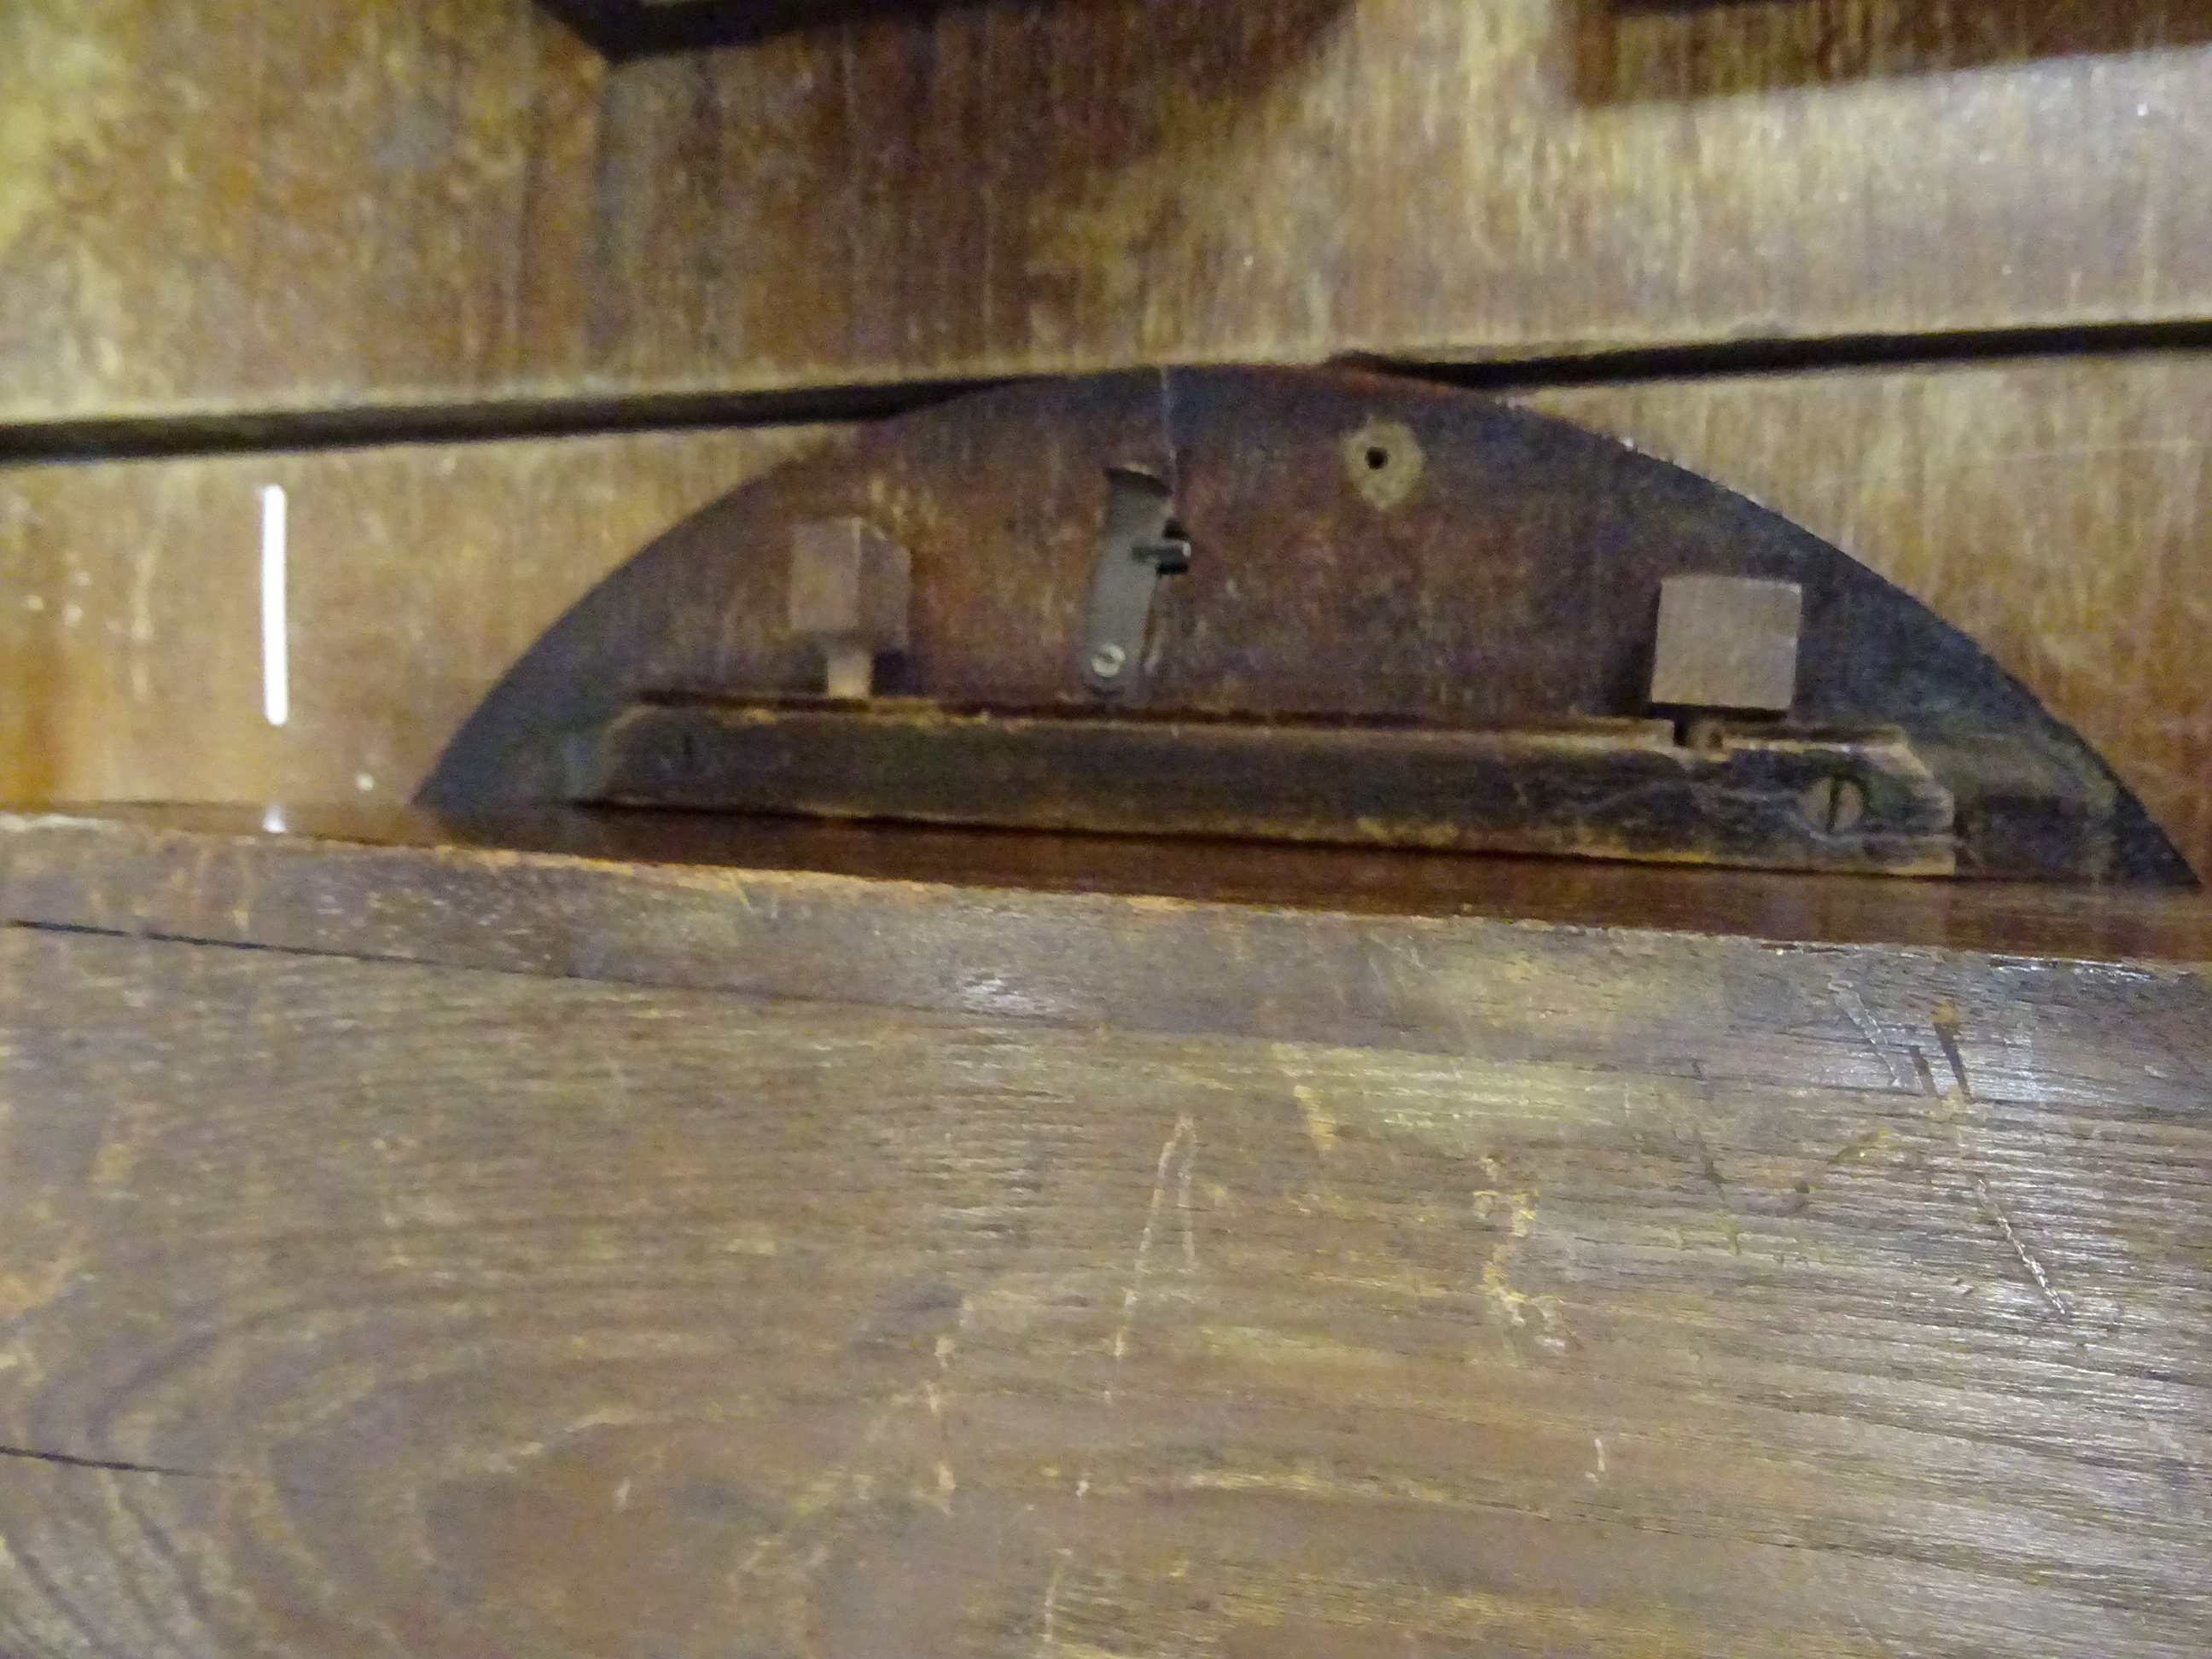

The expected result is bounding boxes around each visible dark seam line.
[7,317,2212,463]
[0,1444,214,1480]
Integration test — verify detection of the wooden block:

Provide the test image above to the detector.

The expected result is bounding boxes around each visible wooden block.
[788,517,911,696]
[1518,352,2212,884]
[573,702,1957,874]
[1649,573,1802,712]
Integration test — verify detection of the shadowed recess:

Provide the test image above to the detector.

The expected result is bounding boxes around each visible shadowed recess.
[1576,0,2212,100]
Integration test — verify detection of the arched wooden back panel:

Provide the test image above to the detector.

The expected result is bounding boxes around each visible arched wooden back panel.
[422,368,2192,885]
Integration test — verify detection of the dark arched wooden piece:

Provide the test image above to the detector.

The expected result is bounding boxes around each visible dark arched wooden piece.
[421,366,2191,886]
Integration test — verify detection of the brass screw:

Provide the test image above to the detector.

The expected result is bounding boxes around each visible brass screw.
[1802,776,1866,835]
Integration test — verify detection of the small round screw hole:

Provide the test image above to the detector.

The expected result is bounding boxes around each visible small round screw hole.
[1343,419,1423,507]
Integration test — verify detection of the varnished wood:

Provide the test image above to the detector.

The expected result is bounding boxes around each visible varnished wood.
[418,367,2181,882]
[8,0,2212,426]
[0,424,833,806]
[4,803,2211,1067]
[8,6,2210,1650]
[0,835,2203,1654]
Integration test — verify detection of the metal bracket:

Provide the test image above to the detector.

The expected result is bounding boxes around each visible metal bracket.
[1080,469,1190,696]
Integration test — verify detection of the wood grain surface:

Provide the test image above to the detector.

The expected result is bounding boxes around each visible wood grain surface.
[0,424,833,807]
[7,800,2212,1022]
[0,891,2204,1655]
[8,9,2210,1653]
[8,0,2212,425]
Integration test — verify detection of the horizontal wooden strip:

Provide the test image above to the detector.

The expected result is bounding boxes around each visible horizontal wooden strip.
[571,702,1959,876]
[0,376,981,464]
[0,921,2203,1653]
[3,809,2207,1114]
[18,322,2212,463]
[8,1,2212,422]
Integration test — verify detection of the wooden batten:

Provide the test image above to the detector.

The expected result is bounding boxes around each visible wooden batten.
[8,2,2212,427]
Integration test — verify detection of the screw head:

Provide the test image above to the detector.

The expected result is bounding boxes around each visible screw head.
[1090,643,1126,678]
[1801,776,1866,835]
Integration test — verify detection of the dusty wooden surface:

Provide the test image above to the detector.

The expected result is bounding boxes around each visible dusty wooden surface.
[0,423,833,806]
[6,802,2212,1027]
[8,0,2212,426]
[0,843,2205,1655]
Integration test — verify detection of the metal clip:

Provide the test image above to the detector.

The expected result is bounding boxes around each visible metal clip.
[1080,469,1190,696]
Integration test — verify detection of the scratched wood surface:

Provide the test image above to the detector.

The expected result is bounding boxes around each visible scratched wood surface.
[0,851,2207,1656]
[4,353,2208,881]
[9,0,2212,426]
